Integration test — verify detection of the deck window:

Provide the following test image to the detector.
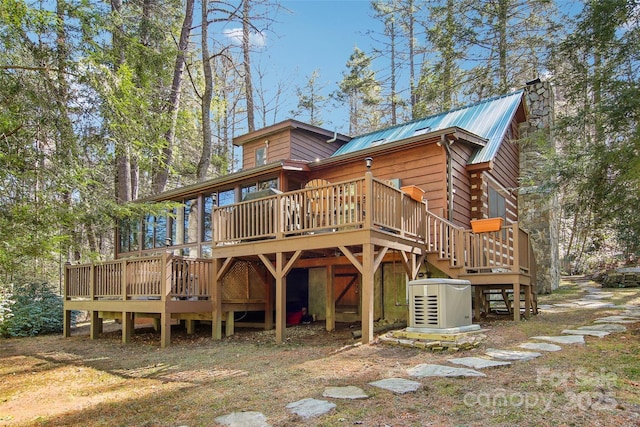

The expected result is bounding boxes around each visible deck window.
[203,194,216,242]
[118,218,139,253]
[218,189,235,207]
[183,198,199,245]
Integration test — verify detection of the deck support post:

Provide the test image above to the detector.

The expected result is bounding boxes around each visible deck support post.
[160,312,171,348]
[513,282,521,321]
[122,311,133,344]
[186,319,196,335]
[63,310,72,337]
[90,311,102,339]
[212,258,223,340]
[325,265,335,332]
[225,311,234,336]
[361,242,375,344]
[275,252,286,344]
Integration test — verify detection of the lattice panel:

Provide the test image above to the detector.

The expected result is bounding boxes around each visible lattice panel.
[222,261,268,301]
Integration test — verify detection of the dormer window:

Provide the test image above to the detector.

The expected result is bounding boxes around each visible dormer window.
[413,126,431,136]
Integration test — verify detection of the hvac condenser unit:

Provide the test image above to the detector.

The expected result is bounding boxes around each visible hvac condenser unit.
[409,279,472,329]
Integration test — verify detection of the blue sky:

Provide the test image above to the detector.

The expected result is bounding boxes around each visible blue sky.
[240,0,383,134]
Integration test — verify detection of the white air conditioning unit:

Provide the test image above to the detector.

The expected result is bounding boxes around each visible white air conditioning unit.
[409,279,472,329]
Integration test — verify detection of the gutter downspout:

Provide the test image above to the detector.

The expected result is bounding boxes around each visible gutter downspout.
[440,134,454,221]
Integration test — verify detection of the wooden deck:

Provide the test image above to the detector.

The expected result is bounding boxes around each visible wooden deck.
[64,173,536,347]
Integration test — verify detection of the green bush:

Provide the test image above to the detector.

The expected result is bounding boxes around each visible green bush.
[0,281,71,337]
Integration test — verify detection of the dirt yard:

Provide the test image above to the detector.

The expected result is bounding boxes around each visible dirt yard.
[1,277,640,427]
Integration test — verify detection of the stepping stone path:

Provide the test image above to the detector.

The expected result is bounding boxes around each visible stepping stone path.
[562,329,610,337]
[532,335,585,345]
[286,398,336,419]
[594,315,639,324]
[368,378,422,394]
[448,357,511,369]
[407,363,486,378]
[485,348,542,361]
[214,279,639,425]
[323,386,368,400]
[214,411,271,427]
[577,323,627,332]
[519,342,562,352]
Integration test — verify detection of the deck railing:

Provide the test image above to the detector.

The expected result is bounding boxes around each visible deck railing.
[425,211,532,275]
[65,254,212,301]
[213,175,427,245]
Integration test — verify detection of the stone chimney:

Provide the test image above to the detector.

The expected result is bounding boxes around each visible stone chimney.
[518,80,560,293]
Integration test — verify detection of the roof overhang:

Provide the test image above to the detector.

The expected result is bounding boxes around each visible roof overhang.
[138,160,310,202]
[316,126,486,168]
[233,119,351,147]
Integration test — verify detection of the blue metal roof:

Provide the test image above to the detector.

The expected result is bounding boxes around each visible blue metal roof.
[331,90,525,165]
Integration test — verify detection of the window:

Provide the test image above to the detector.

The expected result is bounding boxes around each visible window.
[255,146,266,166]
[218,189,235,206]
[488,186,506,219]
[118,218,139,253]
[183,198,198,244]
[203,193,216,242]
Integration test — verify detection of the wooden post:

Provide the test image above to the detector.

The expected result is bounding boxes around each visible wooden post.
[513,282,521,321]
[361,242,375,344]
[212,258,222,340]
[275,252,286,344]
[186,319,195,335]
[225,311,234,336]
[90,310,101,340]
[63,310,71,338]
[122,311,133,344]
[160,312,171,348]
[364,172,373,229]
[325,265,335,332]
[121,258,128,300]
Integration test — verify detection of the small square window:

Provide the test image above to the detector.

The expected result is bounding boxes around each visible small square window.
[255,147,266,166]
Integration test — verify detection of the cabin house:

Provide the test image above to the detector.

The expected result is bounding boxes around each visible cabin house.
[64,87,543,348]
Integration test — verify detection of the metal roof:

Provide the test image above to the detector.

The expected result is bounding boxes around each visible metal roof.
[331,90,525,165]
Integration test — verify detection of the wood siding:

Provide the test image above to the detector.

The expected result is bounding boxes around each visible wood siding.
[449,143,475,227]
[485,121,520,223]
[241,128,343,170]
[307,142,448,215]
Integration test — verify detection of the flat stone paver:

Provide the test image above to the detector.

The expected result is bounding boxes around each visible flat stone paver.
[286,398,336,419]
[214,411,270,427]
[323,386,368,400]
[562,329,610,337]
[577,324,627,332]
[368,378,422,394]
[407,363,486,378]
[519,342,562,352]
[583,293,614,299]
[485,348,542,361]
[448,357,511,369]
[594,315,639,324]
[532,335,585,345]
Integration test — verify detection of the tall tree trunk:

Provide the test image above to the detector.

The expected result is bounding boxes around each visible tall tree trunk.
[389,17,397,125]
[243,0,255,132]
[497,0,508,93]
[151,0,194,193]
[111,0,131,203]
[197,0,213,181]
[407,0,417,118]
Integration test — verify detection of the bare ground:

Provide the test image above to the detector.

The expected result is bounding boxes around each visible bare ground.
[1,277,640,427]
